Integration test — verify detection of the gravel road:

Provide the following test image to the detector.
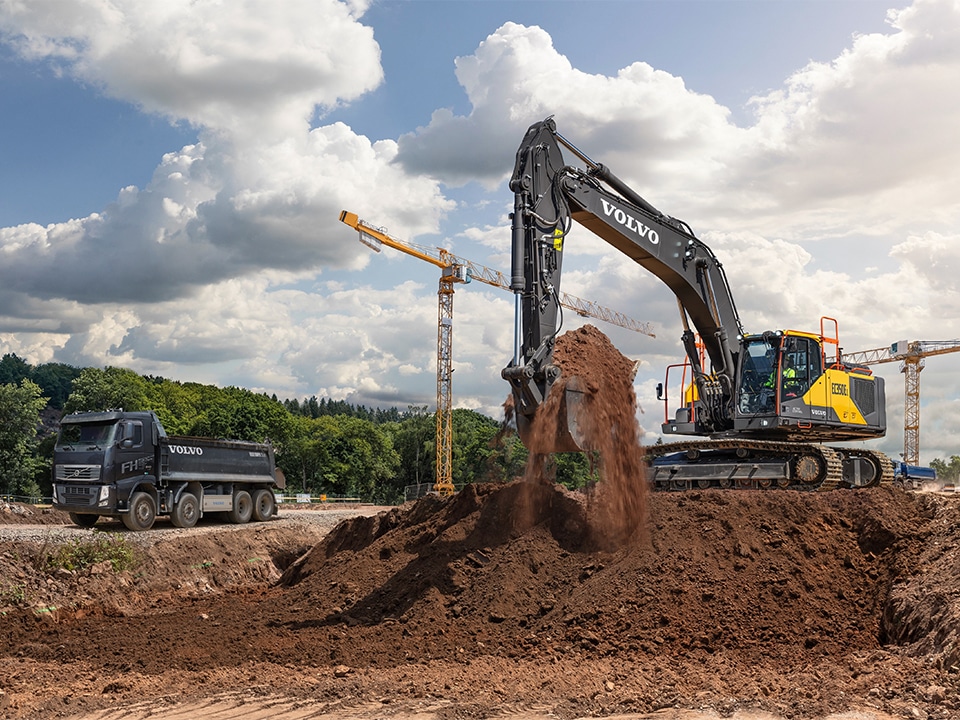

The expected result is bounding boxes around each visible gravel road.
[0,504,391,545]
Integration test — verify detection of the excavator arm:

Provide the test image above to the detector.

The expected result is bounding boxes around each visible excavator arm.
[503,117,744,446]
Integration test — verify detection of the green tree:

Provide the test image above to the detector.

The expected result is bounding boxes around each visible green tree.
[0,380,48,497]
[64,367,156,414]
[276,415,321,492]
[146,380,203,435]
[290,415,400,502]
[389,406,434,490]
[553,451,600,489]
[929,456,960,482]
[0,353,30,385]
[187,387,291,446]
[30,362,81,409]
[337,416,400,501]
[451,408,503,484]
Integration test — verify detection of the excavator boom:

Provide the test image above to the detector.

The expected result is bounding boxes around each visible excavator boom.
[504,117,742,442]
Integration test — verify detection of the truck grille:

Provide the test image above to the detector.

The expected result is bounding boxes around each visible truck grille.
[59,485,98,507]
[55,465,102,481]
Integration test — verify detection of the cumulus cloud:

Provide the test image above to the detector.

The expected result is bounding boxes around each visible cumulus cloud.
[0,0,453,308]
[725,0,960,238]
[0,0,380,136]
[395,21,739,189]
[398,2,960,241]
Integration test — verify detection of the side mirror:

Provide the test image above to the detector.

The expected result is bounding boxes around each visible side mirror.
[656,382,664,401]
[122,438,134,449]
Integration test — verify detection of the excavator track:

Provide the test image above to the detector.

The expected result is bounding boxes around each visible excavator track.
[644,440,893,492]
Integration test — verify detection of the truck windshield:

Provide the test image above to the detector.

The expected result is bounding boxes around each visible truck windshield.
[57,422,117,451]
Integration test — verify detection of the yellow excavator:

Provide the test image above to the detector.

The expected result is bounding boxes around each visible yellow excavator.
[502,117,891,491]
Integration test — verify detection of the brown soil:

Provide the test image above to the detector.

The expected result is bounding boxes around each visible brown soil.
[523,325,648,549]
[1,487,958,720]
[0,331,958,720]
[0,502,69,525]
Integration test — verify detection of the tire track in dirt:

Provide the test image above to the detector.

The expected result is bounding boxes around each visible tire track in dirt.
[61,693,907,720]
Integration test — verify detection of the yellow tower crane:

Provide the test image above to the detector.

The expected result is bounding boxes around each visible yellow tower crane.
[339,210,655,496]
[841,340,960,466]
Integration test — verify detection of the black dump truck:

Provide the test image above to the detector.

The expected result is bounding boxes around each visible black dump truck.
[51,410,285,531]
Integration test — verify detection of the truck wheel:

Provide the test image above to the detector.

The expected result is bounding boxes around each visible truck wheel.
[69,512,99,528]
[228,490,253,524]
[122,492,156,531]
[252,489,275,522]
[170,492,199,529]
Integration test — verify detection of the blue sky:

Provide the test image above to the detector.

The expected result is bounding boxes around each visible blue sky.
[1,0,959,464]
[1,1,896,228]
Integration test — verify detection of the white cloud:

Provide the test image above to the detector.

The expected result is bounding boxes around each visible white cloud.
[0,124,452,305]
[0,0,380,137]
[726,0,960,238]
[395,21,739,189]
[0,0,455,309]
[398,2,960,243]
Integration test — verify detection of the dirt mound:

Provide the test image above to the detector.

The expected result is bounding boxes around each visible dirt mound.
[281,481,594,622]
[281,483,919,660]
[267,482,958,717]
[2,486,959,719]
[0,502,68,525]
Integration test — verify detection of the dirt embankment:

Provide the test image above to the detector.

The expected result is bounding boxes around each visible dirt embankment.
[1,486,958,720]
[0,501,68,525]
[0,505,385,618]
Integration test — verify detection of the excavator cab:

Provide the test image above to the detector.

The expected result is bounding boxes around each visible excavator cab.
[661,327,885,444]
[736,338,780,414]
[729,330,883,441]
[734,333,820,412]
[735,334,821,415]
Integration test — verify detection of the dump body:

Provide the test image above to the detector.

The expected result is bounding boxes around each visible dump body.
[52,410,283,530]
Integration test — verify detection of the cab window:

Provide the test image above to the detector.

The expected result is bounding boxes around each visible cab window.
[783,338,823,396]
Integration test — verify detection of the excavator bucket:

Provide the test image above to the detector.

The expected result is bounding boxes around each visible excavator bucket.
[516,376,590,454]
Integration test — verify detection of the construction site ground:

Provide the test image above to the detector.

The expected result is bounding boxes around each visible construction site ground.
[1,484,959,720]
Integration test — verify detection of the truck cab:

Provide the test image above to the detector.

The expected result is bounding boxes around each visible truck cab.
[53,411,159,522]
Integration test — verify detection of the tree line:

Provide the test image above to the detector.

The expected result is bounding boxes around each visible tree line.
[0,353,598,503]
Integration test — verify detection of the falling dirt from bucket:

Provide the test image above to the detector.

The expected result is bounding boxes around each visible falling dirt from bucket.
[521,325,648,548]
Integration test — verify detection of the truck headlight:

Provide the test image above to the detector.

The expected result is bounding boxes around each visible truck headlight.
[98,486,111,507]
